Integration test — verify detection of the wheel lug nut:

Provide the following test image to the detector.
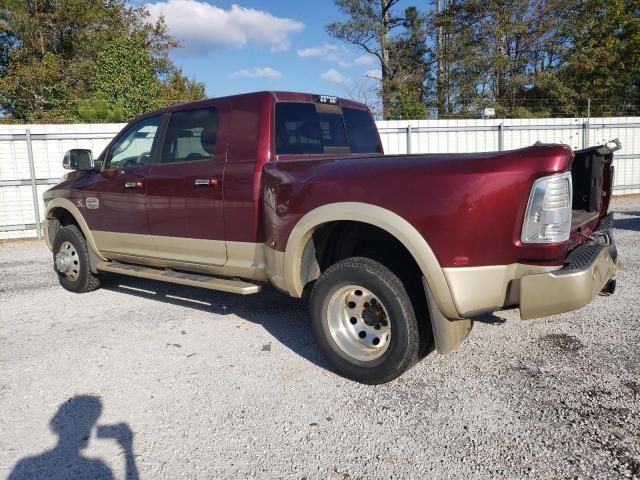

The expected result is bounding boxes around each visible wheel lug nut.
[350,317,357,325]
[358,331,366,339]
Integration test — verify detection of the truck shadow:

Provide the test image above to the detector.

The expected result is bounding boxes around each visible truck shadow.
[101,273,330,370]
[614,212,640,232]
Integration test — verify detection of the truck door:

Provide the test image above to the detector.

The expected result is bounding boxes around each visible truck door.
[82,114,162,258]
[145,103,229,266]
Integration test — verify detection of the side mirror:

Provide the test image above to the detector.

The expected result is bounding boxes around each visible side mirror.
[63,149,95,171]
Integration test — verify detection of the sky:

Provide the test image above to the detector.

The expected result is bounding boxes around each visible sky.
[144,0,390,98]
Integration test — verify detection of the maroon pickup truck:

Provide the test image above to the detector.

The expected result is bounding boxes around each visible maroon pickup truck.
[42,91,619,384]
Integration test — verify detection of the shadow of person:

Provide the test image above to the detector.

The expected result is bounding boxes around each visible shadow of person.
[8,395,139,480]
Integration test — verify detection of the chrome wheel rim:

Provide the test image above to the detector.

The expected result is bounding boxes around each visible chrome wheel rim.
[326,285,391,361]
[55,241,80,281]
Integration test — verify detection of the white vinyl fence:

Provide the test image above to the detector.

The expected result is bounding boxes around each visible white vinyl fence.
[1,117,639,239]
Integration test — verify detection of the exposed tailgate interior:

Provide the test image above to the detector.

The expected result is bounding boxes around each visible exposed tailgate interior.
[570,141,618,229]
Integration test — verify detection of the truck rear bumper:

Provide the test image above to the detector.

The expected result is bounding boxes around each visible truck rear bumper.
[442,213,618,320]
[519,241,618,320]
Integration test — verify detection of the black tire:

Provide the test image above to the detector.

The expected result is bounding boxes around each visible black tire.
[52,225,101,293]
[309,257,420,384]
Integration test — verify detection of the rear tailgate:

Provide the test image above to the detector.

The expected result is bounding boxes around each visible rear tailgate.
[571,141,618,230]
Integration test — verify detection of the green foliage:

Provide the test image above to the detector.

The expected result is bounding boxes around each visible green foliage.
[77,92,125,123]
[330,0,640,118]
[0,0,204,123]
[94,39,162,120]
[552,0,640,116]
[161,68,207,107]
[387,90,427,119]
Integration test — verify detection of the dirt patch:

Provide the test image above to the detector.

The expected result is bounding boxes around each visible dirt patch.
[538,333,585,353]
[625,381,640,395]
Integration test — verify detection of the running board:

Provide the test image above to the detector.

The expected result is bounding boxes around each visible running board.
[96,261,261,295]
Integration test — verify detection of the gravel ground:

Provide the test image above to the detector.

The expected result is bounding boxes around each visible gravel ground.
[1,197,639,480]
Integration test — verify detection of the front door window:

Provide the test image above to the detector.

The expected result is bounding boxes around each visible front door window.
[106,116,161,170]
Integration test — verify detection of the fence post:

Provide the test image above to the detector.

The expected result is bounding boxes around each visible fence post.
[582,119,589,149]
[406,124,412,154]
[25,129,42,239]
[498,123,504,151]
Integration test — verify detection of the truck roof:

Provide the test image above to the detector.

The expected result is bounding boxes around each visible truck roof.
[138,91,369,119]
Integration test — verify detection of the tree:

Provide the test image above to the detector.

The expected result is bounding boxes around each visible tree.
[553,0,640,116]
[344,75,383,119]
[386,6,430,119]
[0,0,205,122]
[327,0,405,116]
[161,68,207,107]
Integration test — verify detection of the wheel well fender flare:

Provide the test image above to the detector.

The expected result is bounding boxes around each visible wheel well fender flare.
[283,202,460,319]
[44,197,106,262]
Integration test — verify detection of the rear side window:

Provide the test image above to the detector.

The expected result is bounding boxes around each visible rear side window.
[160,108,218,164]
[276,102,378,155]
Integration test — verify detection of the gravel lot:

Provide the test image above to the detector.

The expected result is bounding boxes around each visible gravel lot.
[1,196,639,480]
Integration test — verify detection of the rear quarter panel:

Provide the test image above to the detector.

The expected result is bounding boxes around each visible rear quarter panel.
[263,145,575,268]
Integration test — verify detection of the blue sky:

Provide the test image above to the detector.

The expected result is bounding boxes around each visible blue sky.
[144,0,396,98]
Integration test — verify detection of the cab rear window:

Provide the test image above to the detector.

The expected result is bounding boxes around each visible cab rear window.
[275,102,380,155]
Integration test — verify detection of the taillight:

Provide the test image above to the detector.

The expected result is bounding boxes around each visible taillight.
[521,172,572,243]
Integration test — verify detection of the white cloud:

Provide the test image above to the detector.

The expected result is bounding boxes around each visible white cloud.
[146,1,304,55]
[339,55,376,67]
[230,67,283,80]
[297,42,340,61]
[321,68,348,84]
[364,69,382,80]
[355,55,375,65]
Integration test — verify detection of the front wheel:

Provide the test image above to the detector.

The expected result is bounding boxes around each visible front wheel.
[52,225,101,293]
[309,257,420,384]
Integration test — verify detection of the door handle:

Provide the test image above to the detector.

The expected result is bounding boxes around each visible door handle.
[124,181,143,189]
[195,178,219,187]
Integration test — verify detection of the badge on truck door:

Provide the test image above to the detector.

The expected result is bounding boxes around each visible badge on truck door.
[85,197,99,209]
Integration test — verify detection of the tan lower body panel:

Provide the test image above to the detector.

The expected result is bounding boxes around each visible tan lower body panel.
[93,231,228,266]
[443,263,559,317]
[93,230,269,282]
[92,231,157,259]
[153,234,227,266]
[264,246,286,292]
[443,247,617,320]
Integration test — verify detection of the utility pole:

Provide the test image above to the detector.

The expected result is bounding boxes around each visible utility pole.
[380,0,392,118]
[435,0,450,117]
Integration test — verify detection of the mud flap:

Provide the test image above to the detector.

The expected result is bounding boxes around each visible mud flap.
[422,277,473,354]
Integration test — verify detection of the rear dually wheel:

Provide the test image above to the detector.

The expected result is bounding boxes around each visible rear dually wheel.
[309,257,421,384]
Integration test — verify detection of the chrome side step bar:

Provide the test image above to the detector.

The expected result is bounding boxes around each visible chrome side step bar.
[96,261,261,295]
